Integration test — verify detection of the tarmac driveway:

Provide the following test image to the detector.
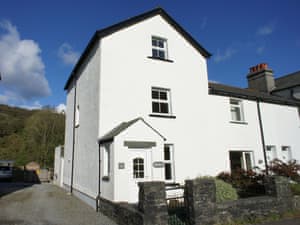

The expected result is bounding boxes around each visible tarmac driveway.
[0,183,117,225]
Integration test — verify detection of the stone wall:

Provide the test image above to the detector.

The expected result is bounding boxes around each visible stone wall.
[98,177,298,225]
[98,181,168,225]
[185,177,295,225]
[98,197,143,225]
[293,195,300,210]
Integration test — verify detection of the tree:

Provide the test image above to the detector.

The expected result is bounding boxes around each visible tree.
[23,110,65,167]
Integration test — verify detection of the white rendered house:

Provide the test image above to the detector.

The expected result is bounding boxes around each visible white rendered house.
[62,8,300,207]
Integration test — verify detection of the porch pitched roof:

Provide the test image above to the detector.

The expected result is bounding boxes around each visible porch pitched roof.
[98,117,166,144]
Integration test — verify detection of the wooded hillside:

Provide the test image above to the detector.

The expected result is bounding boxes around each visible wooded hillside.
[0,104,65,167]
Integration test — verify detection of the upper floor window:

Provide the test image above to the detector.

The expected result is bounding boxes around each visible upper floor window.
[230,99,244,122]
[152,37,168,60]
[152,87,171,115]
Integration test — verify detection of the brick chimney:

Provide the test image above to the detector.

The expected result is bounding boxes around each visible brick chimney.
[247,63,275,93]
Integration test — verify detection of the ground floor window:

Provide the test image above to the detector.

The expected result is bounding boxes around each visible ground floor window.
[229,151,253,171]
[281,146,292,162]
[102,144,111,178]
[164,144,174,181]
[266,145,277,163]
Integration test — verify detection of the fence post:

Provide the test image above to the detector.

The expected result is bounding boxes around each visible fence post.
[138,181,168,225]
[185,179,216,225]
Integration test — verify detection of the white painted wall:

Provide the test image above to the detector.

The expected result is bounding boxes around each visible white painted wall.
[98,15,211,184]
[63,81,75,187]
[64,13,300,204]
[112,120,165,202]
[260,102,300,162]
[64,41,101,199]
[100,142,114,200]
[54,146,63,186]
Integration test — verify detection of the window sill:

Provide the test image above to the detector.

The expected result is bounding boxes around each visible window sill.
[149,114,176,119]
[230,120,248,125]
[102,176,110,181]
[147,56,174,63]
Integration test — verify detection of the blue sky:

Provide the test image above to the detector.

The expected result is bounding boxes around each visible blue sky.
[1,0,300,110]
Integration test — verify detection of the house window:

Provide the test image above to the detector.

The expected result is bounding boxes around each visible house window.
[152,88,171,115]
[103,144,110,178]
[266,145,277,163]
[75,105,80,127]
[164,144,174,181]
[230,99,244,122]
[229,151,253,171]
[133,158,144,178]
[281,146,292,162]
[152,36,168,59]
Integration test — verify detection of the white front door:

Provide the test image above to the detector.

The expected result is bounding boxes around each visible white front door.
[128,149,151,203]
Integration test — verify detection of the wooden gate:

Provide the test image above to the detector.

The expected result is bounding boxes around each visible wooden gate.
[166,185,187,225]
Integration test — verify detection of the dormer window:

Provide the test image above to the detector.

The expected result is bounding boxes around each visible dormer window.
[152,36,168,60]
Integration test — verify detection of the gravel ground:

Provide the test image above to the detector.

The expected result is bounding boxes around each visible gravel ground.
[0,183,117,225]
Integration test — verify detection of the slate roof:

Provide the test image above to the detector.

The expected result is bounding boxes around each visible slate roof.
[98,117,166,144]
[209,82,300,106]
[273,71,300,92]
[64,7,211,90]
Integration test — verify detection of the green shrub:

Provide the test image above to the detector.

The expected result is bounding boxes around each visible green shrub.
[290,183,300,195]
[215,178,238,202]
[217,169,266,197]
[196,177,238,202]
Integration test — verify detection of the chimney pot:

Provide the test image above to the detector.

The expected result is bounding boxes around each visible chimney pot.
[249,63,268,73]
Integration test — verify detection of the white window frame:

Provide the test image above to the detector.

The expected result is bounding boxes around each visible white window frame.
[229,151,254,171]
[133,157,144,179]
[151,87,172,115]
[152,36,168,60]
[281,146,292,162]
[75,105,80,127]
[230,98,245,122]
[103,144,110,178]
[266,145,277,163]
[164,144,174,182]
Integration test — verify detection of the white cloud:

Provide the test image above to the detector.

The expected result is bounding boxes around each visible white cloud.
[0,94,9,104]
[256,46,265,54]
[19,101,42,110]
[208,80,220,84]
[257,24,275,36]
[56,103,66,113]
[0,20,51,102]
[214,47,237,63]
[58,43,79,65]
